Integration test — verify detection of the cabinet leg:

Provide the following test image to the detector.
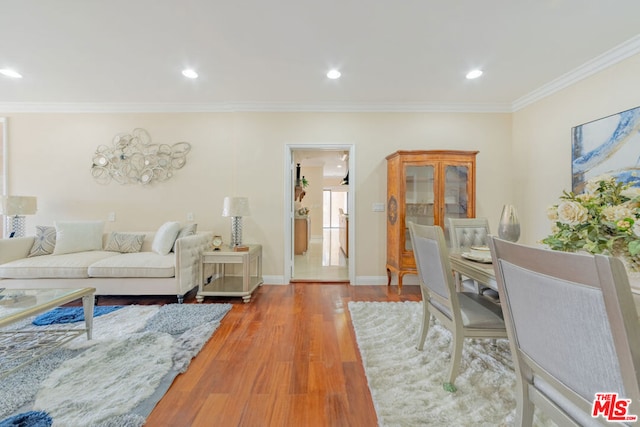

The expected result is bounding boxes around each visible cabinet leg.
[387,268,391,286]
[196,295,204,303]
[397,274,403,295]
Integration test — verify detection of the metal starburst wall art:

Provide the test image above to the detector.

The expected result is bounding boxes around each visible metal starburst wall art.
[91,128,191,185]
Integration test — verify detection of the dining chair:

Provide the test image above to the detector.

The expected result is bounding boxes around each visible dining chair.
[448,217,490,252]
[489,236,640,427]
[448,217,499,300]
[408,222,507,392]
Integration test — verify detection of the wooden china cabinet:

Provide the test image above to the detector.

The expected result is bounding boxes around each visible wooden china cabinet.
[386,150,478,293]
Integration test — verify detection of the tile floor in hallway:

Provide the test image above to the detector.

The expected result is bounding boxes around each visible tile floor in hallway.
[293,228,349,281]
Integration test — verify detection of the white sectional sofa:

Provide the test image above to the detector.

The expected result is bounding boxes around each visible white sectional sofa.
[0,221,213,303]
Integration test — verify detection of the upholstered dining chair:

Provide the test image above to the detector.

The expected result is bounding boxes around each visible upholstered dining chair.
[448,217,498,300]
[408,222,507,392]
[489,237,640,427]
[448,217,490,252]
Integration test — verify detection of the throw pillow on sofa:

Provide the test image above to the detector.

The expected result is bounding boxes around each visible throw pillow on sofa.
[152,221,181,255]
[171,223,197,252]
[53,220,105,255]
[104,232,145,253]
[28,225,57,257]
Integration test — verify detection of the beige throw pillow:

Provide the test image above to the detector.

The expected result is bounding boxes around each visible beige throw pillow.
[172,223,197,252]
[151,221,181,255]
[53,221,105,255]
[105,232,145,253]
[28,225,57,257]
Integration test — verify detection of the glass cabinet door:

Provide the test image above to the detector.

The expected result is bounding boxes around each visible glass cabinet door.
[443,164,469,238]
[404,165,434,250]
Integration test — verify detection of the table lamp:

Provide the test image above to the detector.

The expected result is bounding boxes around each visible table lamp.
[222,196,250,247]
[0,196,37,237]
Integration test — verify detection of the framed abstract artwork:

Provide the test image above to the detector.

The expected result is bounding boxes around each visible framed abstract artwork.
[0,117,5,238]
[572,105,640,193]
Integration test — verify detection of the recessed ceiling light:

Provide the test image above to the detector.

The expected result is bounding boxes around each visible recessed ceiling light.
[327,69,341,79]
[466,69,483,79]
[0,69,23,78]
[182,69,198,79]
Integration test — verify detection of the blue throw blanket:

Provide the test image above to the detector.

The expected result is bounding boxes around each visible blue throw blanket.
[32,306,123,326]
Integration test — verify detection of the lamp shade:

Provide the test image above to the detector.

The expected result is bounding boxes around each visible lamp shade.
[0,196,37,215]
[222,197,250,217]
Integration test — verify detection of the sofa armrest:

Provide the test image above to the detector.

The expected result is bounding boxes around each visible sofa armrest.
[0,237,35,265]
[174,232,213,295]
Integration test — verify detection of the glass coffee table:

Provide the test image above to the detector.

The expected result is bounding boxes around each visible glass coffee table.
[0,287,96,378]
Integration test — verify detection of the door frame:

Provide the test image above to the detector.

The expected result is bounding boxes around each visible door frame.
[283,143,355,284]
[1,117,7,237]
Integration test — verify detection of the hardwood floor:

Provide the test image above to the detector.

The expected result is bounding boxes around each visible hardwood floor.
[94,283,421,426]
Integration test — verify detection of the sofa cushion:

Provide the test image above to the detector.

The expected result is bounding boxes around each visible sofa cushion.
[28,225,57,257]
[104,232,145,253]
[152,222,181,256]
[54,221,105,255]
[88,252,175,278]
[0,251,119,279]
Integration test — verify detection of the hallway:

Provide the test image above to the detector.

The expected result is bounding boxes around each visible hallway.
[293,228,348,281]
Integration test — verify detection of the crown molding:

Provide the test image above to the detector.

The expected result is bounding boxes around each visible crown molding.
[512,34,640,111]
[0,101,512,114]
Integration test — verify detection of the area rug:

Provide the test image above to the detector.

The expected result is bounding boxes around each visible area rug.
[0,303,232,427]
[348,301,554,427]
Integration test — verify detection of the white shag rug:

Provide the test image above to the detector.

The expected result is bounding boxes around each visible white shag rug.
[0,303,232,427]
[348,301,555,427]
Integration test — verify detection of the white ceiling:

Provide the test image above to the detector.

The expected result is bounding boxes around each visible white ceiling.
[1,0,640,112]
[294,149,348,179]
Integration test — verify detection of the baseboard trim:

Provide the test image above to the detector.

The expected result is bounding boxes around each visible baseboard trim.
[262,275,420,286]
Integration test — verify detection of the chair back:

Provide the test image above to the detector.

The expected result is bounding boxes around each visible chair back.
[489,237,640,426]
[408,222,459,317]
[448,217,490,252]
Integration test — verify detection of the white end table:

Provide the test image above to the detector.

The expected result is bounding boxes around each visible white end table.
[197,244,263,303]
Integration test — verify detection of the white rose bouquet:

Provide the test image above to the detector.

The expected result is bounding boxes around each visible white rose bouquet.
[542,174,640,271]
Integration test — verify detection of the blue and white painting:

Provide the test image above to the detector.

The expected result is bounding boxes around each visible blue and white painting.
[572,106,640,193]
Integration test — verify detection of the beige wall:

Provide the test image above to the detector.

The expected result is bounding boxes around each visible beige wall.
[4,111,512,282]
[513,53,640,245]
[7,52,640,282]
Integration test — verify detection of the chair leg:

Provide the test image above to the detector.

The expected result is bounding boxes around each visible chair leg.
[453,271,462,292]
[516,379,535,427]
[416,300,431,351]
[475,280,482,294]
[444,331,464,392]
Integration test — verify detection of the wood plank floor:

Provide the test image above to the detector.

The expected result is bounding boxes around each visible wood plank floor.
[94,284,421,426]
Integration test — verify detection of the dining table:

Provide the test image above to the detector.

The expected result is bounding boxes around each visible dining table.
[448,252,640,308]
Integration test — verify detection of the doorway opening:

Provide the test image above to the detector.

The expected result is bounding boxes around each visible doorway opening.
[284,144,355,284]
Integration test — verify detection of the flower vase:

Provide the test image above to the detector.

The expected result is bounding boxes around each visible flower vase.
[498,204,520,242]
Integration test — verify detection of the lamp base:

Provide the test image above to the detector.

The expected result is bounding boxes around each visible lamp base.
[230,216,243,247]
[9,215,26,238]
